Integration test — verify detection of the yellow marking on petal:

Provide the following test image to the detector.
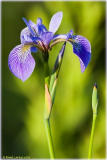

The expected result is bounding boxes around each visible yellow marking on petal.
[21,45,31,54]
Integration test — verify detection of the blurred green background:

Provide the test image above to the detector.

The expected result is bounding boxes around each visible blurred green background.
[2,1,106,158]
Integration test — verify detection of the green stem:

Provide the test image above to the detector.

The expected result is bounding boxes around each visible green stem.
[44,61,49,78]
[44,61,55,159]
[44,118,55,159]
[88,114,97,158]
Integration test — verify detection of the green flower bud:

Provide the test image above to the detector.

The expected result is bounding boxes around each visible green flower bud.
[92,83,98,114]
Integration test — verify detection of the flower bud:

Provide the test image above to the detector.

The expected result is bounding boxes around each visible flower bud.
[53,42,66,73]
[92,83,98,114]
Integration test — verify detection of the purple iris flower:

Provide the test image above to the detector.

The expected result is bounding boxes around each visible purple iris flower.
[8,11,91,82]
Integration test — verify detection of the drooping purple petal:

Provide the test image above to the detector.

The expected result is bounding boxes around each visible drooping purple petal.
[8,44,35,82]
[71,35,91,72]
[49,12,63,33]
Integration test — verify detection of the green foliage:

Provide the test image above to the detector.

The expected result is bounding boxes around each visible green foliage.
[2,1,106,158]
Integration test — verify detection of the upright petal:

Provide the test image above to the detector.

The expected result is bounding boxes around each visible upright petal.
[37,23,47,35]
[37,18,42,25]
[49,12,63,33]
[29,20,38,35]
[8,44,35,82]
[30,18,47,35]
[70,35,91,72]
[28,19,47,36]
[22,17,36,37]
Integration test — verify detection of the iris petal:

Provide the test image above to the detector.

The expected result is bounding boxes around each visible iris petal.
[49,11,63,33]
[52,34,67,41]
[51,33,91,72]
[71,35,91,72]
[22,17,35,37]
[38,24,47,35]
[8,44,35,82]
[37,18,42,25]
[20,27,33,44]
[20,27,41,48]
[29,18,47,36]
[40,32,53,46]
[29,20,38,35]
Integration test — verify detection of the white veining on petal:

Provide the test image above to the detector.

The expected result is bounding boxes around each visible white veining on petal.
[20,27,33,44]
[79,59,85,72]
[49,12,63,34]
[8,44,35,81]
[74,35,91,53]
